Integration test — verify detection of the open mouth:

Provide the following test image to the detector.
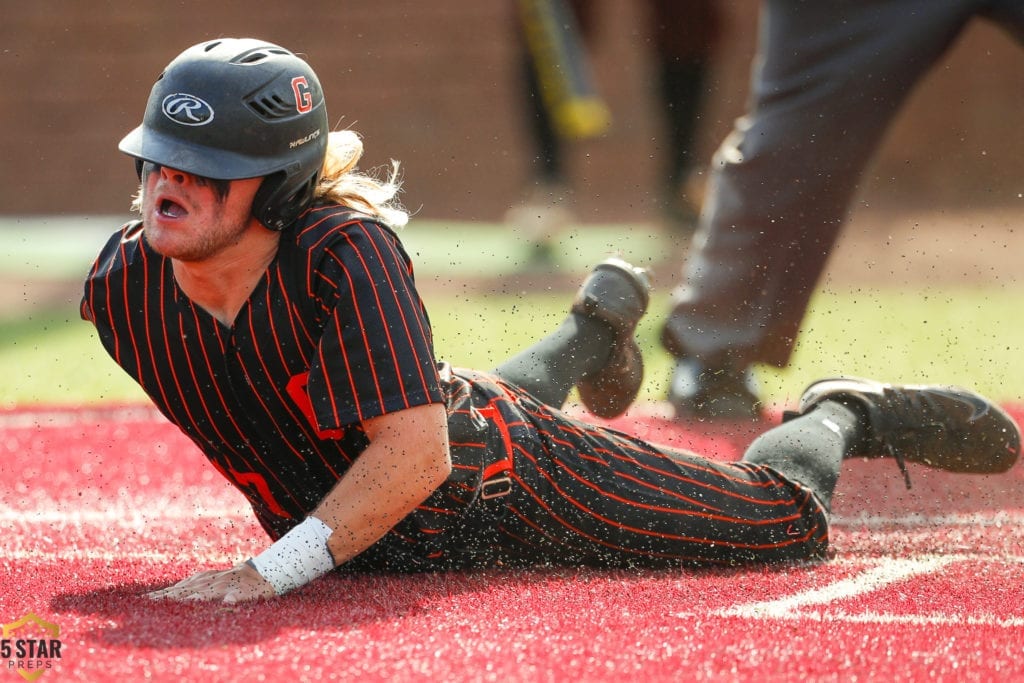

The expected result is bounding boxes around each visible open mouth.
[158,197,188,218]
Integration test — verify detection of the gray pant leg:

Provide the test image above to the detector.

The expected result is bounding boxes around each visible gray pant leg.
[662,0,976,369]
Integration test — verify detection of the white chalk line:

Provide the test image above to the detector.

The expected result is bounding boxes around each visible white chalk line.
[753,608,1024,629]
[0,503,249,524]
[674,554,1024,629]
[0,405,165,429]
[831,510,1024,528]
[714,555,955,618]
[1,503,258,564]
[1,547,247,564]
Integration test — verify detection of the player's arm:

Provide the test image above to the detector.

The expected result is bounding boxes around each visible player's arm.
[148,402,451,603]
[314,401,452,565]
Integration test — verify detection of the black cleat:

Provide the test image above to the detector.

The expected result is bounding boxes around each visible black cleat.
[571,257,651,419]
[667,359,762,420]
[798,377,1021,487]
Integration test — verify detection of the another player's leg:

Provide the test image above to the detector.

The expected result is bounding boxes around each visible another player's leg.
[653,53,711,239]
[660,3,972,422]
[493,257,650,417]
[744,378,1022,509]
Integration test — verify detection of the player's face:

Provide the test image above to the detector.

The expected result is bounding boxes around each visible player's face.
[140,164,263,262]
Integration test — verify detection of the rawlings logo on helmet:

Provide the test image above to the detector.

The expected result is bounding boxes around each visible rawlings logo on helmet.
[161,93,215,126]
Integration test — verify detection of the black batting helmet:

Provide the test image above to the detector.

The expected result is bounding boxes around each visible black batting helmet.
[119,38,329,231]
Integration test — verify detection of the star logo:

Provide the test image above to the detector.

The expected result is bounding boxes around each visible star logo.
[1,613,62,681]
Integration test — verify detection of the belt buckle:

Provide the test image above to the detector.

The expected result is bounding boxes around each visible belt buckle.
[480,476,512,500]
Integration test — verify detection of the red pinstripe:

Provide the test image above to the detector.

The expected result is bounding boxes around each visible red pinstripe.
[355,227,436,402]
[326,249,386,421]
[117,240,144,389]
[323,288,366,424]
[337,233,407,403]
[149,256,199,432]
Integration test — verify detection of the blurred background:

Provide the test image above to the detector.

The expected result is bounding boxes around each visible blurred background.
[2,0,1023,221]
[1,0,1023,407]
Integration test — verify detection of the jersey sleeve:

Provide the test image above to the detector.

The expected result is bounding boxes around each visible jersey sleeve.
[79,221,146,375]
[80,223,137,325]
[304,219,443,430]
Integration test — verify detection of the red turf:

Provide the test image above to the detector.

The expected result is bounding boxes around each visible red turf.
[2,404,1022,682]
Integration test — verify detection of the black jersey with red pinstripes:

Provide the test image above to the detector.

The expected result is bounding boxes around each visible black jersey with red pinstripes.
[81,205,447,539]
[82,204,830,572]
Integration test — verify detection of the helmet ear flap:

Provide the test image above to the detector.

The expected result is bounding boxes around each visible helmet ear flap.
[252,171,321,231]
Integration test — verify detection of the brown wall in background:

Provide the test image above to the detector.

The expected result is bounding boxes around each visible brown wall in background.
[2,0,1022,221]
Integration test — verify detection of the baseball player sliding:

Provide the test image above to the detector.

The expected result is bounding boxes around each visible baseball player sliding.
[81,39,1020,603]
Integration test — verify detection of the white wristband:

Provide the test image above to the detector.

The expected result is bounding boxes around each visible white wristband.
[248,516,335,595]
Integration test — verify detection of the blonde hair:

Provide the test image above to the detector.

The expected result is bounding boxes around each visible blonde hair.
[315,130,408,228]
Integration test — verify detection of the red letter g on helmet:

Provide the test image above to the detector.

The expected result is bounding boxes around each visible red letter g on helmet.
[292,77,313,114]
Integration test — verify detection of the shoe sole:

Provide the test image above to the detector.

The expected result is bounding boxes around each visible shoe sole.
[573,258,651,419]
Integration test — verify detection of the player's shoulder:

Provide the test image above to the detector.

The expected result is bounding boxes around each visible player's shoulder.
[88,219,152,277]
[81,219,157,322]
[280,203,414,297]
[289,203,401,253]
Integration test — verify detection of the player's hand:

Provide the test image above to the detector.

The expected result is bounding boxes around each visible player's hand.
[147,562,275,604]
